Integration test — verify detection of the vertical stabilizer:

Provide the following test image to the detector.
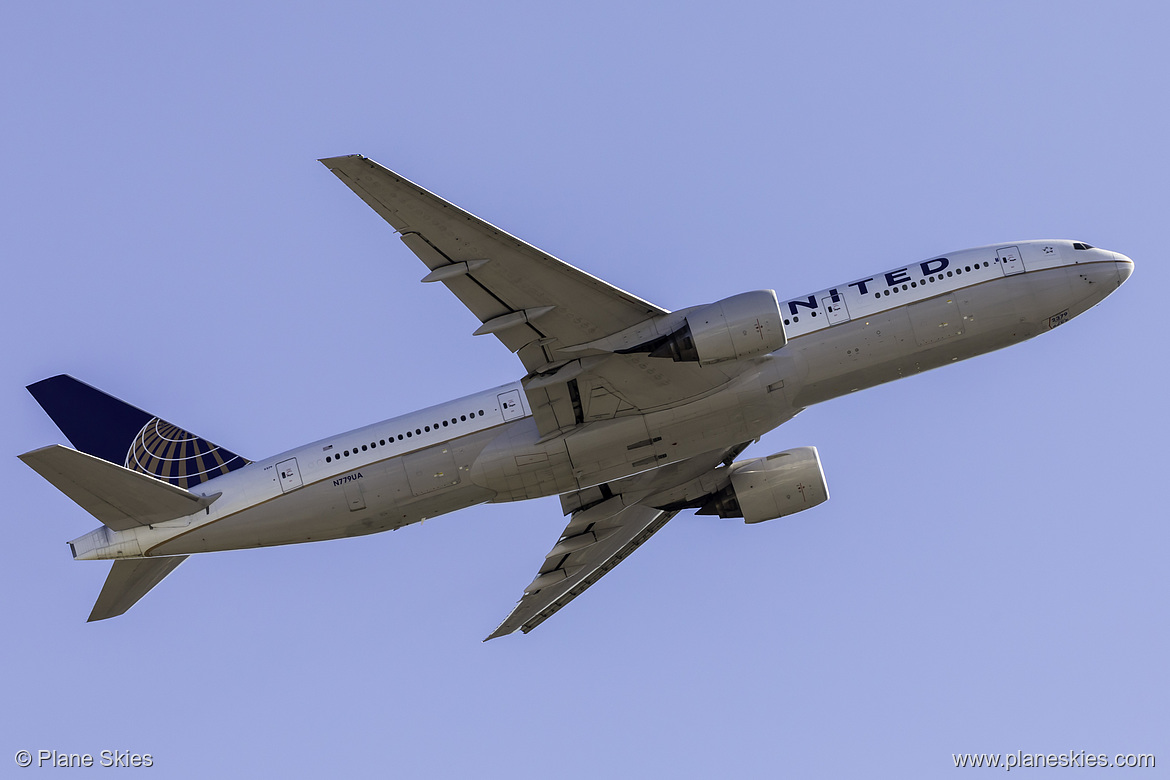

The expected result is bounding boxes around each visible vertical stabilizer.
[27,375,248,489]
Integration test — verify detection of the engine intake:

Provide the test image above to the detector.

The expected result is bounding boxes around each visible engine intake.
[698,447,829,523]
[649,290,786,366]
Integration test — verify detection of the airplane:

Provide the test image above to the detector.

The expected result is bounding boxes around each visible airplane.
[19,155,1134,639]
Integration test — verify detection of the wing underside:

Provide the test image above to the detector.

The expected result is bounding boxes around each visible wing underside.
[320,155,668,373]
[486,445,750,640]
[487,499,678,640]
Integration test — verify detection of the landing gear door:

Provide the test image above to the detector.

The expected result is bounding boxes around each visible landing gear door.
[997,246,1025,276]
[277,457,302,493]
[498,389,524,421]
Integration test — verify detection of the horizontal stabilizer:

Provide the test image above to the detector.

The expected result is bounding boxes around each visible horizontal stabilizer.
[19,445,219,530]
[89,556,187,621]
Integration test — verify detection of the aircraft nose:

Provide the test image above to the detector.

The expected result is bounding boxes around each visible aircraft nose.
[1113,252,1134,285]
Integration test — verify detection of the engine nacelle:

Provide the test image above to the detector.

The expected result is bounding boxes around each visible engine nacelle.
[650,290,786,366]
[699,447,829,523]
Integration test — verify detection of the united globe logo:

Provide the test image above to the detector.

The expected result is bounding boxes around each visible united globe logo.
[124,417,247,489]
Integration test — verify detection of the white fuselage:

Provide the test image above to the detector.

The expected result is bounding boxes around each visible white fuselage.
[68,240,1131,561]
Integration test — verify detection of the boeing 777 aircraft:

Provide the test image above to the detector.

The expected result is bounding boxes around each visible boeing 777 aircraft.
[20,155,1134,639]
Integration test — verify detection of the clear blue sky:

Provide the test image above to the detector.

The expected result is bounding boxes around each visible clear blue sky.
[3,2,1165,777]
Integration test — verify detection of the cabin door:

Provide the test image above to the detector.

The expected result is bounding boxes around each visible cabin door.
[822,296,850,324]
[277,458,302,493]
[498,389,525,421]
[997,246,1025,276]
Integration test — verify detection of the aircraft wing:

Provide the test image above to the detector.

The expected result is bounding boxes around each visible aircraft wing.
[486,498,679,640]
[486,445,747,640]
[320,155,668,373]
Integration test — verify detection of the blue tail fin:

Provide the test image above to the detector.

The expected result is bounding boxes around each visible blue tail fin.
[27,375,249,489]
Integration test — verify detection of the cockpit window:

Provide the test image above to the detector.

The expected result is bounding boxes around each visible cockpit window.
[1072,242,1094,250]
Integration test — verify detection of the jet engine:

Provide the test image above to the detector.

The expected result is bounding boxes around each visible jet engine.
[648,290,786,366]
[698,446,829,523]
